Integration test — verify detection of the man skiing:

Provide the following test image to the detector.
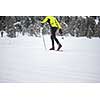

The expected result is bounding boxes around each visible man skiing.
[41,16,63,51]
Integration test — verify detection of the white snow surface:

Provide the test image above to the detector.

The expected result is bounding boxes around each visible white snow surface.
[0,34,100,83]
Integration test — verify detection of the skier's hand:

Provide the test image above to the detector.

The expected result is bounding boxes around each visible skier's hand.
[59,29,63,35]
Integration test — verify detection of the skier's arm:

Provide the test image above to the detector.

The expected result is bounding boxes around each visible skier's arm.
[56,20,64,36]
[41,16,49,24]
[55,19,62,29]
[55,19,63,35]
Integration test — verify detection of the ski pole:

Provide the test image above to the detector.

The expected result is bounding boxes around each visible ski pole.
[40,27,47,50]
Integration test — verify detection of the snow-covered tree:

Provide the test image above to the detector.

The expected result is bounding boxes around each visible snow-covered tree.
[0,16,100,38]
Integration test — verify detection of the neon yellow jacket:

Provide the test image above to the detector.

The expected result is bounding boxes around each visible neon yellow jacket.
[41,16,62,29]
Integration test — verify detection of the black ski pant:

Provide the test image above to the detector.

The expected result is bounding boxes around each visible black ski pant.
[50,27,61,48]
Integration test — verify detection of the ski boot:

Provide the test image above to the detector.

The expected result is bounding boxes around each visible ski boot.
[49,47,55,50]
[57,44,62,51]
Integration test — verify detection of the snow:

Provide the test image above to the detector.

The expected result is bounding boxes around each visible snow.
[14,22,21,25]
[0,34,100,82]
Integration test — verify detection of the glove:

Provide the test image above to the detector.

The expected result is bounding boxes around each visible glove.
[59,29,63,35]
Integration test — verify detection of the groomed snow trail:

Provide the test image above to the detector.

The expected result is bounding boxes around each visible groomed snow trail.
[0,35,100,82]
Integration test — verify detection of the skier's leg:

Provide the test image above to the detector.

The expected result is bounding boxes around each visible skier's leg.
[52,28,62,51]
[49,27,56,50]
[50,35,55,50]
[1,31,3,37]
[53,33,60,44]
[54,35,62,51]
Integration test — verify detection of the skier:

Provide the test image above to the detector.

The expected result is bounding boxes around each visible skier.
[41,16,63,51]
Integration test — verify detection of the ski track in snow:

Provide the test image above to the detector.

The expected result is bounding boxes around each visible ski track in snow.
[0,35,100,82]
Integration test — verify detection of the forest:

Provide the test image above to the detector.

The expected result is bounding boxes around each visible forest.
[0,16,100,38]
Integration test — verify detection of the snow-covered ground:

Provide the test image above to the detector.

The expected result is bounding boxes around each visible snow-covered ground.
[0,34,100,82]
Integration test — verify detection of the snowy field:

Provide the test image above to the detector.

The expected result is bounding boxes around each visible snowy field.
[0,34,100,83]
